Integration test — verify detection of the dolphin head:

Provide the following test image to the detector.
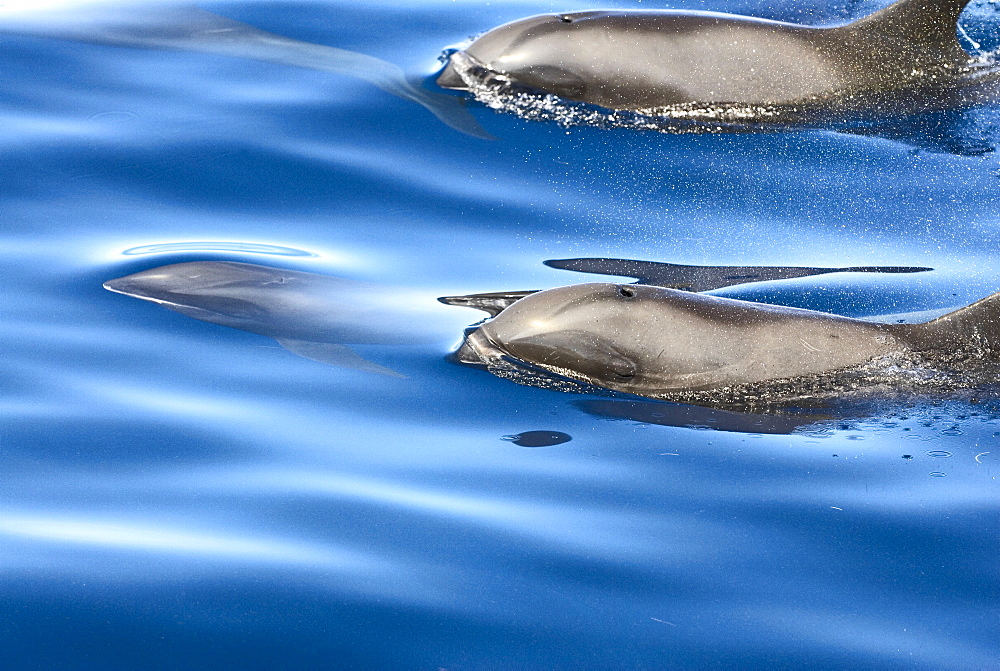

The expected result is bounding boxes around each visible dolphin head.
[437,12,607,100]
[465,282,660,390]
[104,261,456,347]
[103,261,291,326]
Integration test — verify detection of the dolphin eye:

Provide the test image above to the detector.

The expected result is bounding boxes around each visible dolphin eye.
[614,371,635,380]
[559,15,573,23]
[617,286,636,298]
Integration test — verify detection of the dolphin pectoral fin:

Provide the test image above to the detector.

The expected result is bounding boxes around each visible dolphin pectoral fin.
[507,331,637,380]
[544,258,933,292]
[276,339,406,378]
[436,61,467,90]
[404,84,496,140]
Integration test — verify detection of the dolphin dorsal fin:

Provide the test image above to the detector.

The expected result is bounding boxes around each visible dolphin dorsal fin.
[844,0,973,65]
[894,290,1000,354]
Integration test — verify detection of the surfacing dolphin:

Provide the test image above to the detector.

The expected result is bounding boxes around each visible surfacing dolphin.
[104,261,478,376]
[437,0,998,129]
[452,282,1000,407]
[0,0,490,139]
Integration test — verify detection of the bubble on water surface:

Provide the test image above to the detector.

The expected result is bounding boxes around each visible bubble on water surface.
[927,450,953,458]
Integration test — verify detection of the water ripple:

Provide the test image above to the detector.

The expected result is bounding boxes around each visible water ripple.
[122,241,317,256]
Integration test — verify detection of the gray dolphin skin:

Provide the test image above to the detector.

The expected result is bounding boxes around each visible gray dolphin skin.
[437,0,990,117]
[104,261,476,376]
[0,0,489,138]
[454,282,1000,401]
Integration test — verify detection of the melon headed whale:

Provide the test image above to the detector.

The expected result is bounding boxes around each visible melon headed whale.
[453,282,1000,405]
[437,0,996,125]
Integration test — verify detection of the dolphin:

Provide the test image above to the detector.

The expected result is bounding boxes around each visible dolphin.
[104,261,478,376]
[451,282,1000,404]
[0,0,490,138]
[542,257,933,292]
[437,0,996,126]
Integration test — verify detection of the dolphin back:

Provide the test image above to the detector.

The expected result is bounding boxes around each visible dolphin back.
[837,0,974,67]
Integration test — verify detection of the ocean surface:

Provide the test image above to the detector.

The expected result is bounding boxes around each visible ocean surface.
[2,1,999,668]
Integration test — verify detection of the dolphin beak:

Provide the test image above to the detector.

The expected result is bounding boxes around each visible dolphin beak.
[103,274,168,302]
[436,57,468,90]
[451,328,499,366]
[103,276,138,296]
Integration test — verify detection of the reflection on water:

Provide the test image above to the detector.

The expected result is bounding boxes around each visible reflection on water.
[577,399,830,434]
[502,430,573,447]
[1,0,999,668]
[0,515,358,566]
[122,241,318,256]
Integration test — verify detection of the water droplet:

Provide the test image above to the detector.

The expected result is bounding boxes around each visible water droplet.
[929,472,947,477]
[926,450,953,458]
[501,431,572,448]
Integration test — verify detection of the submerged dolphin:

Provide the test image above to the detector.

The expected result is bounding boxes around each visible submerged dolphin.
[438,0,995,124]
[453,282,1000,404]
[542,257,933,292]
[0,0,489,138]
[104,261,477,376]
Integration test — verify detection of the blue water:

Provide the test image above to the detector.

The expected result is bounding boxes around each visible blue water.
[2,1,1000,668]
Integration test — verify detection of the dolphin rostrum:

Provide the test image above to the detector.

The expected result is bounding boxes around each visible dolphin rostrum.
[0,0,489,138]
[452,282,1000,405]
[104,261,478,376]
[437,0,996,127]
